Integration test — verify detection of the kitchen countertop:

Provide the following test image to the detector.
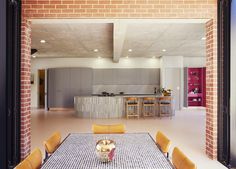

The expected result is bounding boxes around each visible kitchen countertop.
[76,94,166,97]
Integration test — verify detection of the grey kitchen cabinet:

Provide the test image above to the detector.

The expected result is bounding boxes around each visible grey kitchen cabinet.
[80,68,93,95]
[48,69,55,107]
[138,69,160,85]
[93,69,103,85]
[116,69,138,85]
[94,68,160,85]
[139,69,149,85]
[70,68,81,100]
[48,68,70,108]
[93,69,114,85]
[48,68,93,108]
[102,69,114,85]
[149,69,160,84]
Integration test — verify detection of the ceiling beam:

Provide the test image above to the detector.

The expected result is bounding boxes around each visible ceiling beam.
[113,22,127,63]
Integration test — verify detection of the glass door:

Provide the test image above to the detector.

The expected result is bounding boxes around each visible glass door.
[230,0,236,167]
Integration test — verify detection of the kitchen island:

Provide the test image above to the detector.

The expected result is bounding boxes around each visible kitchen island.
[74,95,175,119]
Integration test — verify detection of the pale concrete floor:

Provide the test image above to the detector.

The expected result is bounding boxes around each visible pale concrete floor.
[31,108,226,169]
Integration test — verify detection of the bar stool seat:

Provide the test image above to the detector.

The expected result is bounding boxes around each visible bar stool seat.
[142,97,156,117]
[126,97,140,119]
[158,97,173,118]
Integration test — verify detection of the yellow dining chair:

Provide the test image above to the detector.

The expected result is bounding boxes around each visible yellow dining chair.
[43,131,61,160]
[15,159,32,169]
[156,131,171,158]
[25,148,42,169]
[92,124,125,134]
[172,147,197,169]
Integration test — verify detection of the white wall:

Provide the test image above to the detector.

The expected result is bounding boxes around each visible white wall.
[160,56,184,110]
[183,57,206,67]
[31,57,160,108]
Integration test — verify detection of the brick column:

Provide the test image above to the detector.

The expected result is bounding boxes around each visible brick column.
[205,19,218,160]
[20,19,31,159]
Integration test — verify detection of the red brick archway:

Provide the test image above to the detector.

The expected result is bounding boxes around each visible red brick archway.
[21,0,218,160]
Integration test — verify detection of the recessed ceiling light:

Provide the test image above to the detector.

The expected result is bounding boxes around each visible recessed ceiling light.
[40,40,46,43]
[128,49,132,52]
[162,49,166,52]
[201,37,206,40]
[32,55,36,58]
[94,49,99,52]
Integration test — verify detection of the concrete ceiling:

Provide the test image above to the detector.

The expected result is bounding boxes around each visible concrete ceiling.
[31,21,206,62]
[32,23,113,58]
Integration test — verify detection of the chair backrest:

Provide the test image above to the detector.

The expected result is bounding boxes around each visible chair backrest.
[143,97,155,101]
[25,148,42,169]
[43,131,61,154]
[156,131,171,153]
[159,96,172,101]
[92,124,125,134]
[126,97,138,102]
[15,159,32,169]
[172,147,197,169]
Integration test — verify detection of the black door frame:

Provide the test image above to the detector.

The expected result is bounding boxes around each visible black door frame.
[217,0,231,167]
[0,0,8,168]
[0,0,21,168]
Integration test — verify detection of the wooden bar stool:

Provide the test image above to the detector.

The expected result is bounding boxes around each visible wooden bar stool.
[125,97,140,119]
[142,97,156,117]
[158,97,173,118]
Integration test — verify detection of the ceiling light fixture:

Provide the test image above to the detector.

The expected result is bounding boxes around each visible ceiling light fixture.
[128,49,132,52]
[201,37,206,40]
[32,55,36,58]
[94,49,99,52]
[162,49,166,52]
[40,40,46,43]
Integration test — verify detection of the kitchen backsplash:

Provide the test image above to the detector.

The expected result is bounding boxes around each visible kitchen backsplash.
[93,85,160,94]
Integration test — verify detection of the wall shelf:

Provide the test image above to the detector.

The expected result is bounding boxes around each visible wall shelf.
[187,68,206,107]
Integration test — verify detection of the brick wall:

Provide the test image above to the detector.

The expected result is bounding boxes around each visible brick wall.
[206,19,218,160]
[21,0,218,159]
[20,19,32,159]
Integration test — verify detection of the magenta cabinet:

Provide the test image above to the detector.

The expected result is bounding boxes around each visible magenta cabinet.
[187,67,206,107]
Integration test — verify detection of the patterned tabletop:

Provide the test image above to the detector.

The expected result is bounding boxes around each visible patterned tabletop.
[41,133,174,169]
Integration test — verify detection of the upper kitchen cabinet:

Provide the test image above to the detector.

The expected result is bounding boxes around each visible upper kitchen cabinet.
[102,69,114,85]
[93,69,114,85]
[138,69,160,85]
[93,68,160,85]
[150,69,160,85]
[93,69,103,85]
[115,69,138,85]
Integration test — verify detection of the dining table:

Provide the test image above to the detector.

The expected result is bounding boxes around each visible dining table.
[41,133,174,169]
